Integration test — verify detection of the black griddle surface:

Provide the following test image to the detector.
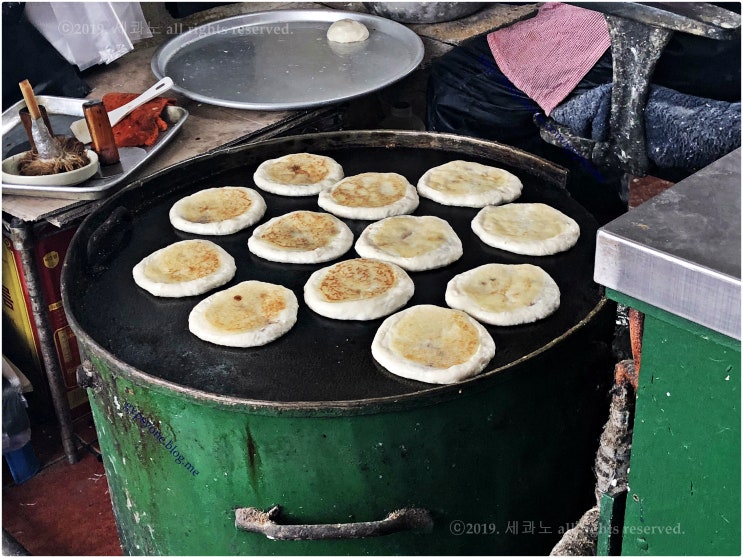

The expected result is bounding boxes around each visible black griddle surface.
[66,134,602,403]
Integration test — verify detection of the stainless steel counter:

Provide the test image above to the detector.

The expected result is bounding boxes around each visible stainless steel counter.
[594,148,741,340]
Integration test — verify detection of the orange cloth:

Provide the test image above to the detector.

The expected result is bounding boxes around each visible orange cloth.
[102,93,177,147]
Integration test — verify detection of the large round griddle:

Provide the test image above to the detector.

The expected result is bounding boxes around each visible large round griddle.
[62,131,604,407]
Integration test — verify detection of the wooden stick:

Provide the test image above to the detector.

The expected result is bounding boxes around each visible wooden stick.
[19,79,41,120]
[83,101,120,165]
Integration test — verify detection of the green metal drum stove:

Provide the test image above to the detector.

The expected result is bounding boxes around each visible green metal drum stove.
[62,131,618,555]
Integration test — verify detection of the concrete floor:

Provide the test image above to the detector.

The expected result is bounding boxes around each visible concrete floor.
[2,414,122,556]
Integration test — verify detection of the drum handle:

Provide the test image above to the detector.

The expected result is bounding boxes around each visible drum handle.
[235,505,433,540]
[76,360,99,390]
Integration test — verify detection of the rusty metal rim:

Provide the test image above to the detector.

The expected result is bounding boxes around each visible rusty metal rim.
[207,130,570,188]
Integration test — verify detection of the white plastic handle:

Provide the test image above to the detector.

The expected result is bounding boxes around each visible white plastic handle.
[107,77,174,126]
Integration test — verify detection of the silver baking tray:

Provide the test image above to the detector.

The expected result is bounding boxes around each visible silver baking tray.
[1,95,188,200]
[151,9,425,110]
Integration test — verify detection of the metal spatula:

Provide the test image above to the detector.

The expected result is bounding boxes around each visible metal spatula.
[70,77,174,144]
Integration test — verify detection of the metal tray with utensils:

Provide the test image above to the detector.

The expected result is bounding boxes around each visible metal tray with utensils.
[151,9,425,110]
[1,95,188,200]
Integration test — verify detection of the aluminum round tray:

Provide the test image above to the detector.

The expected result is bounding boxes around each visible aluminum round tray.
[151,10,425,110]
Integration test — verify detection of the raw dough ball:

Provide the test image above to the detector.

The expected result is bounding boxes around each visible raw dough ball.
[327,19,369,43]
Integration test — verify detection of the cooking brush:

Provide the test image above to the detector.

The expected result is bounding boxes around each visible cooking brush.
[19,79,62,160]
[70,77,174,144]
[17,79,89,176]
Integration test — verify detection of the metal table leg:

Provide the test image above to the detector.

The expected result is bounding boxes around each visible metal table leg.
[596,16,673,175]
[8,218,78,464]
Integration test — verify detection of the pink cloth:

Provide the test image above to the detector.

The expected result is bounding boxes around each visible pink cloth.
[487,3,611,115]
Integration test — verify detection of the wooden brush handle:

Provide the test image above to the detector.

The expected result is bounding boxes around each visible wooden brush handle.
[19,80,41,120]
[83,100,120,165]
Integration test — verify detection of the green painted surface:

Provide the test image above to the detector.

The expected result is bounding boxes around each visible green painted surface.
[597,493,614,557]
[597,491,626,556]
[81,309,614,556]
[605,291,741,556]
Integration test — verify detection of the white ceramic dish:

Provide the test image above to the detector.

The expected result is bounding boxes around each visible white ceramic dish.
[2,149,99,187]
